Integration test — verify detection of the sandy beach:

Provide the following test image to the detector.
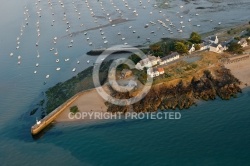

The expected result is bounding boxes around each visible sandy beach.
[55,88,108,123]
[224,50,250,89]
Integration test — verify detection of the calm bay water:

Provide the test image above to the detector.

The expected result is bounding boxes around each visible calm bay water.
[0,0,250,165]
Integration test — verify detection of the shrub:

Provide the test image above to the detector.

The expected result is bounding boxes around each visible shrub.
[228,42,243,54]
[70,106,79,114]
[189,32,201,44]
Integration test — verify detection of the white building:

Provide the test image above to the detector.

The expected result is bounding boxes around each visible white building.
[188,44,195,54]
[160,52,180,65]
[209,43,227,53]
[199,42,210,51]
[238,38,248,47]
[135,55,161,70]
[147,68,159,78]
[208,36,219,44]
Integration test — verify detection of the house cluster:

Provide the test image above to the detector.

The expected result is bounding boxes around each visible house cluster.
[135,52,180,78]
[147,67,165,78]
[237,38,248,48]
[194,35,249,54]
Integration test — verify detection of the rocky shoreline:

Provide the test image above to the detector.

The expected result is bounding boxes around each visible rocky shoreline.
[106,67,242,113]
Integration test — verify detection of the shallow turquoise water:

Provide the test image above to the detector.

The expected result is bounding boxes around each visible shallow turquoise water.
[0,0,250,165]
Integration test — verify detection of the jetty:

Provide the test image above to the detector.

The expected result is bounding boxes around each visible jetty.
[87,46,150,56]
[31,93,80,135]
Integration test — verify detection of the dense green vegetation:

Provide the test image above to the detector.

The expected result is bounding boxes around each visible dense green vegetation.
[144,32,201,56]
[189,32,202,44]
[227,42,243,54]
[175,42,188,54]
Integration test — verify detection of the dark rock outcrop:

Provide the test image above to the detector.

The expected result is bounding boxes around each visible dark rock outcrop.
[107,68,242,112]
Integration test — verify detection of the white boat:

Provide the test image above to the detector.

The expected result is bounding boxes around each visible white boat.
[37,50,40,58]
[87,60,90,64]
[54,49,58,55]
[77,60,80,64]
[72,68,76,72]
[65,58,70,62]
[89,42,92,45]
[121,37,125,40]
[34,71,37,74]
[18,55,21,59]
[56,59,60,63]
[10,53,13,56]
[70,39,74,43]
[50,48,54,51]
[46,75,50,78]
[56,67,61,71]
[17,61,21,65]
[104,40,108,44]
[36,118,41,125]
[36,63,39,67]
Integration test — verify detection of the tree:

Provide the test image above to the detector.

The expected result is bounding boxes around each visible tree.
[129,54,141,64]
[150,43,161,52]
[228,42,243,54]
[175,42,188,54]
[70,106,79,114]
[189,32,201,44]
